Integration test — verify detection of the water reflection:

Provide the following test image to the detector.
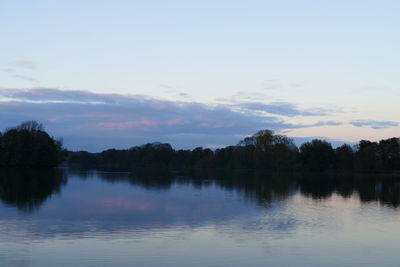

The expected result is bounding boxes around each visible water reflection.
[1,169,400,267]
[298,174,400,207]
[0,168,67,212]
[92,170,400,208]
[0,169,400,214]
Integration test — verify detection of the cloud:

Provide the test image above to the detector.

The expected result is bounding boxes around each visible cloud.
[0,88,343,151]
[0,68,13,73]
[238,102,331,117]
[8,60,38,70]
[262,79,282,90]
[309,121,343,127]
[13,74,40,83]
[351,120,399,129]
[159,84,174,89]
[98,119,185,130]
[1,60,40,83]
[216,91,338,117]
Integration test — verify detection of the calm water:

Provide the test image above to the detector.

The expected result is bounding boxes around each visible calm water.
[1,169,400,267]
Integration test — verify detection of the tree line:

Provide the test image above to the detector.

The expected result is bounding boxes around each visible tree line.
[1,121,398,172]
[0,121,65,167]
[68,129,400,172]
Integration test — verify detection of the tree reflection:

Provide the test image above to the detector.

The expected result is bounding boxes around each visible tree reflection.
[209,170,297,206]
[298,174,400,207]
[92,169,400,208]
[95,169,174,190]
[0,168,67,212]
[2,167,400,215]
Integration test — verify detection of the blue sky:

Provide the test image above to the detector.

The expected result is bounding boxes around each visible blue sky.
[1,0,399,151]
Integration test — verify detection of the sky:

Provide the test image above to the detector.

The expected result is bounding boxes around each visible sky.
[1,0,399,151]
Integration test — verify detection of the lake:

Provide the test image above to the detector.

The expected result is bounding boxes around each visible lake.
[0,169,400,267]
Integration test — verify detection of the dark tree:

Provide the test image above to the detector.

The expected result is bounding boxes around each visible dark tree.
[299,139,334,171]
[237,130,297,170]
[378,138,400,170]
[0,121,65,167]
[334,144,354,171]
[354,140,381,172]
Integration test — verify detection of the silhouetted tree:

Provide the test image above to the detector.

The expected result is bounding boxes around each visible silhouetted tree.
[0,121,65,167]
[334,144,354,171]
[15,120,44,132]
[237,130,297,170]
[239,129,275,151]
[378,138,400,170]
[354,140,381,172]
[299,139,334,171]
